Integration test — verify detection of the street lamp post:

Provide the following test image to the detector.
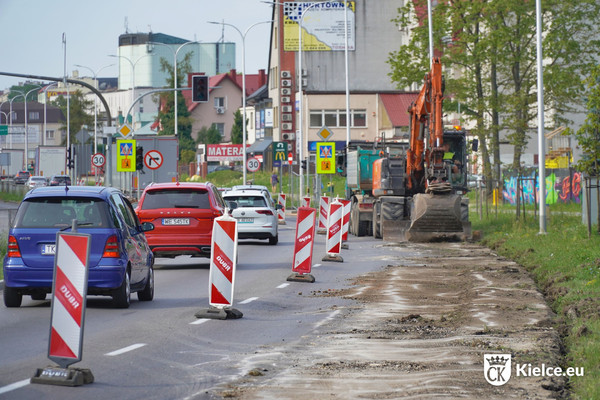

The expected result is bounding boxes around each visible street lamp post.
[23,86,42,170]
[74,63,114,154]
[9,94,24,150]
[109,54,153,129]
[148,40,198,137]
[208,20,271,185]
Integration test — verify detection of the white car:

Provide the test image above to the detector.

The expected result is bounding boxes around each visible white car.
[26,176,48,189]
[222,189,279,245]
[229,184,276,208]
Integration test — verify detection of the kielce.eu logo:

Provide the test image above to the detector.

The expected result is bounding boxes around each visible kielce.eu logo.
[484,354,512,386]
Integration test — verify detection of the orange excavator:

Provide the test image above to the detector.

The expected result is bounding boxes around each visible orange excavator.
[347,58,471,241]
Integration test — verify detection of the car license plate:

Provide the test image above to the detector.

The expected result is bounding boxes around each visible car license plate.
[238,217,254,223]
[162,218,190,226]
[42,244,56,255]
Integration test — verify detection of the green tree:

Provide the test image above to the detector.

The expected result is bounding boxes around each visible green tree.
[230,109,245,144]
[156,53,195,158]
[575,65,600,175]
[52,90,94,145]
[7,83,43,102]
[196,125,222,145]
[388,0,600,174]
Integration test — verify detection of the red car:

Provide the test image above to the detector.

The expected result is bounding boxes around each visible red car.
[135,182,226,258]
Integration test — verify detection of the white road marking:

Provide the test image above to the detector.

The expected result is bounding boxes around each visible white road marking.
[190,318,209,325]
[0,379,30,395]
[313,263,321,268]
[277,283,290,289]
[239,297,259,304]
[314,309,341,329]
[105,343,147,356]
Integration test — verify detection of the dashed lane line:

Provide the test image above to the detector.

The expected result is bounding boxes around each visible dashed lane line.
[105,343,147,356]
[239,297,259,304]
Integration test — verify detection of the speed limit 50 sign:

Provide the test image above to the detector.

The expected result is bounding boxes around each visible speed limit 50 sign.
[246,157,260,172]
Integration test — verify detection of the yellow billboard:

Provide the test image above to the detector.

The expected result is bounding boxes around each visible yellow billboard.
[316,142,335,174]
[116,139,136,172]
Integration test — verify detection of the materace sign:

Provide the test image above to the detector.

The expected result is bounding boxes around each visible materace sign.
[206,144,249,162]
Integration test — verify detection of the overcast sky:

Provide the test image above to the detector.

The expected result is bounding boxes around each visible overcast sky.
[0,0,274,91]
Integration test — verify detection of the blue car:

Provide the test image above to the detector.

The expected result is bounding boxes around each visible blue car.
[3,186,155,308]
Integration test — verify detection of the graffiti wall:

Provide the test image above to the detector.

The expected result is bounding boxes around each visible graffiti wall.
[502,168,582,205]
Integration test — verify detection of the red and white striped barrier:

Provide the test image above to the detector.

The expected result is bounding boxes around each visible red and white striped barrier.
[208,215,238,308]
[317,196,330,233]
[49,232,91,366]
[340,199,351,244]
[288,207,317,282]
[301,196,311,208]
[322,199,344,262]
[277,193,286,225]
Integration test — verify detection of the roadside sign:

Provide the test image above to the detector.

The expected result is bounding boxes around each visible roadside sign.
[91,153,105,168]
[118,124,132,138]
[288,152,293,165]
[144,150,163,170]
[316,142,336,174]
[273,142,287,167]
[0,125,8,136]
[116,139,136,172]
[246,157,260,172]
[316,126,334,141]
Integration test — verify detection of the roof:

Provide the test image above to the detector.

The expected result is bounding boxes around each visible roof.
[380,93,419,127]
[246,137,273,154]
[144,182,214,191]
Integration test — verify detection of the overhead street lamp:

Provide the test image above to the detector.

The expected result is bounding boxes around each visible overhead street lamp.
[74,63,114,154]
[109,54,153,129]
[207,20,272,185]
[8,93,24,150]
[10,86,42,168]
[148,40,198,138]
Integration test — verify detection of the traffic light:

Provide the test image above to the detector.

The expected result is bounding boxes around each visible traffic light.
[301,160,307,170]
[191,75,209,103]
[136,146,144,170]
[66,147,73,169]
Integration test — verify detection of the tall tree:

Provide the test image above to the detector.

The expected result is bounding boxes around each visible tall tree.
[388,0,600,174]
[575,65,600,175]
[156,53,195,158]
[230,109,244,144]
[196,125,222,145]
[52,90,94,145]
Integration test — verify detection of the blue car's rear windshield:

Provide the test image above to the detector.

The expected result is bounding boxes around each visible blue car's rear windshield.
[14,197,112,229]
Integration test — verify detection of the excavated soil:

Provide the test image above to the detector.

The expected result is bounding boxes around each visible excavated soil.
[216,242,566,399]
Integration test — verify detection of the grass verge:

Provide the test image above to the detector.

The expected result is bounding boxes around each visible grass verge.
[471,199,600,398]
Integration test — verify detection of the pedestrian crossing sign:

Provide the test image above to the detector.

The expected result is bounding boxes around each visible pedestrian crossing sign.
[316,142,335,174]
[117,139,136,172]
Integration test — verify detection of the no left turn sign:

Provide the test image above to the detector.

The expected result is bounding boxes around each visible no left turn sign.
[144,150,163,170]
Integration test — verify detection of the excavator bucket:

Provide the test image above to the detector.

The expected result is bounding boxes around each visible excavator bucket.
[405,193,471,242]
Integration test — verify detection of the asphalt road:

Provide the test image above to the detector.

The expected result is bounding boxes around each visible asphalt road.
[0,214,401,399]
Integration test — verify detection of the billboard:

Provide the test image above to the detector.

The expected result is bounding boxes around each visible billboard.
[283,1,356,52]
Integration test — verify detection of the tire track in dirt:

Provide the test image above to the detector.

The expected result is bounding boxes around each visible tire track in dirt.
[217,242,566,399]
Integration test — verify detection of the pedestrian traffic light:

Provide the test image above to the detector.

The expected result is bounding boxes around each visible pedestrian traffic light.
[136,146,144,170]
[191,75,209,103]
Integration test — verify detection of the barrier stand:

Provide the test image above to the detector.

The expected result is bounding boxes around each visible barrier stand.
[301,196,311,208]
[340,199,351,249]
[322,198,344,262]
[277,193,286,225]
[31,221,94,387]
[317,196,330,234]
[195,214,243,320]
[287,207,317,283]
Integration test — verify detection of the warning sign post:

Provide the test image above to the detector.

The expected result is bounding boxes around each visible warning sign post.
[32,222,94,386]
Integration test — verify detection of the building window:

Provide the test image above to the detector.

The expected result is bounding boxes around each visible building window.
[213,123,225,138]
[46,130,55,140]
[214,97,225,108]
[309,109,367,128]
[28,111,40,120]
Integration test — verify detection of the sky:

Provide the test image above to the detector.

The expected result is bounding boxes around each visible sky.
[0,0,274,91]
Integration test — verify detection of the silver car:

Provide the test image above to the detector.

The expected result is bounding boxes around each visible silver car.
[26,176,48,189]
[222,189,279,245]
